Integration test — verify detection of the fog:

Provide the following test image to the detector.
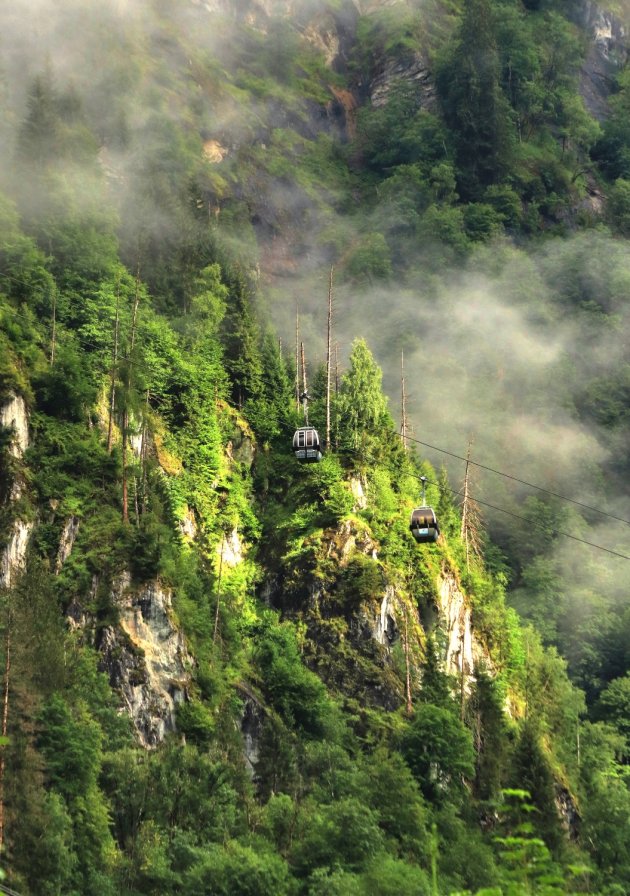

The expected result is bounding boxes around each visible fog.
[268,232,630,574]
[3,0,630,606]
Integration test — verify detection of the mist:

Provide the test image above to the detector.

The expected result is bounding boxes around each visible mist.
[2,0,630,650]
[267,232,630,572]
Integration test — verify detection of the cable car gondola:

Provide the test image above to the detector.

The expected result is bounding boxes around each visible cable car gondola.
[293,426,322,463]
[410,476,440,544]
[292,388,322,463]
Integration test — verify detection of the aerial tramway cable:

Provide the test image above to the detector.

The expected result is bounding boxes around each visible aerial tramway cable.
[419,472,630,563]
[3,267,630,536]
[402,433,630,528]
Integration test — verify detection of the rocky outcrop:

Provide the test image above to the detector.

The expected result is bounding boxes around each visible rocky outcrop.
[576,1,628,120]
[55,516,80,572]
[0,393,29,458]
[349,474,368,510]
[0,393,31,587]
[100,575,192,747]
[239,685,267,777]
[0,520,32,589]
[179,506,198,542]
[220,527,245,567]
[436,566,478,685]
[372,585,398,646]
[327,517,378,564]
[369,53,436,111]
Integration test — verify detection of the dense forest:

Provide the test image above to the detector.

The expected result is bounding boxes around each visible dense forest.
[3,0,630,892]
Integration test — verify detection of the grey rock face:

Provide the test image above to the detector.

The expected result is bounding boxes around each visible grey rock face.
[100,576,192,747]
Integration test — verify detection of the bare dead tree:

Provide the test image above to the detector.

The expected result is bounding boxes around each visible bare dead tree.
[123,269,142,525]
[213,536,226,644]
[403,604,413,715]
[107,281,121,453]
[460,437,483,570]
[50,287,56,367]
[334,341,340,450]
[300,340,311,426]
[300,341,307,397]
[460,627,466,720]
[0,602,11,853]
[140,389,150,515]
[122,414,129,523]
[401,349,408,451]
[295,306,300,412]
[130,265,141,352]
[326,266,333,449]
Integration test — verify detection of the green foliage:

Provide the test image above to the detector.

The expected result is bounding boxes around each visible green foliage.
[493,789,568,894]
[400,703,475,803]
[355,83,449,173]
[291,796,385,875]
[343,231,393,283]
[606,178,630,235]
[181,839,293,896]
[468,665,509,802]
[337,338,394,455]
[594,672,630,757]
[436,0,514,198]
[508,722,564,853]
[253,613,334,737]
[1,6,629,892]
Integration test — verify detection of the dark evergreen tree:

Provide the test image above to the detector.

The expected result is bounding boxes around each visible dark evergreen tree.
[17,73,60,167]
[467,665,507,802]
[419,633,452,707]
[221,266,263,408]
[509,719,563,854]
[436,0,513,198]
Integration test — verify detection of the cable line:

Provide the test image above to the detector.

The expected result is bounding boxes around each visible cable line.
[462,492,630,562]
[3,263,630,535]
[420,472,630,563]
[404,433,630,528]
[0,881,24,896]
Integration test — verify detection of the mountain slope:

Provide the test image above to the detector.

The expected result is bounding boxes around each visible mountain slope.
[2,0,630,893]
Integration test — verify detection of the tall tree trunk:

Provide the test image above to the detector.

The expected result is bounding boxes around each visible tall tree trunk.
[49,288,56,367]
[122,408,129,524]
[123,269,141,525]
[295,306,300,412]
[107,284,121,453]
[460,627,466,721]
[403,605,413,715]
[401,349,408,451]
[141,390,149,515]
[325,266,333,449]
[300,342,309,425]
[213,537,225,644]
[460,436,482,570]
[0,608,12,853]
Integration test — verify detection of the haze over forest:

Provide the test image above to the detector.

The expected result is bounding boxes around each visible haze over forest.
[3,0,630,893]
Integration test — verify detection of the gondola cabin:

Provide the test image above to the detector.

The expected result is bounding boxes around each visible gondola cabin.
[410,506,440,544]
[293,427,322,463]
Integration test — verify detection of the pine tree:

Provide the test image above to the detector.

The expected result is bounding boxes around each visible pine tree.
[337,338,393,454]
[18,72,60,166]
[436,0,513,198]
[221,267,263,408]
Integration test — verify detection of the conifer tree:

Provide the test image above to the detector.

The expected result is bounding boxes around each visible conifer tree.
[221,266,263,408]
[436,0,513,198]
[18,72,59,166]
[337,338,393,453]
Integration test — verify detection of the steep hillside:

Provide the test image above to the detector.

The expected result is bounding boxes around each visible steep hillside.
[2,0,630,893]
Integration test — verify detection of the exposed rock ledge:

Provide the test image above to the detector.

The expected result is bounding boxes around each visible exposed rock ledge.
[0,393,29,458]
[437,566,483,687]
[0,520,32,589]
[99,575,192,747]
